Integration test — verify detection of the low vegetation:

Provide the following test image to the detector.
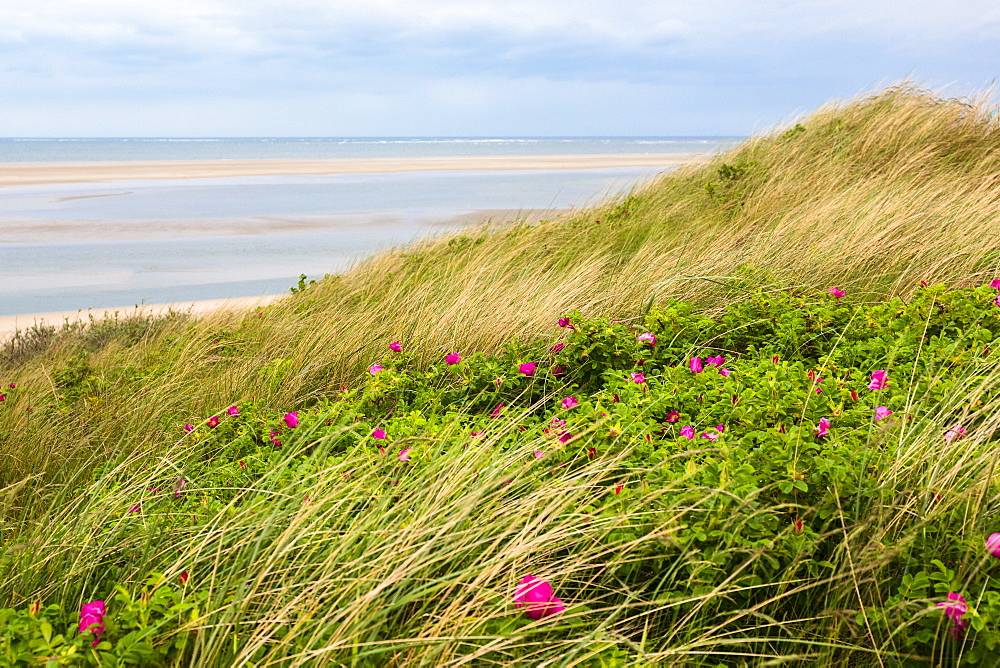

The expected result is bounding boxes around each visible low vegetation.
[2,84,1000,665]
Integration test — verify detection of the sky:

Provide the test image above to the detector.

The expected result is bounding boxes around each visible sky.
[1,0,998,137]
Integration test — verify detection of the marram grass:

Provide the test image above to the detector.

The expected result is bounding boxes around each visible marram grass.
[1,84,1000,665]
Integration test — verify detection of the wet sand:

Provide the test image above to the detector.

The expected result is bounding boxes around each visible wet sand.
[0,153,702,187]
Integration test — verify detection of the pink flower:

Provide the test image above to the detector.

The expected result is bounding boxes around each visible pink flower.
[868,370,889,390]
[558,431,573,443]
[985,533,1000,558]
[827,287,846,299]
[283,412,299,428]
[705,355,726,367]
[549,342,565,354]
[0,394,5,402]
[398,447,411,462]
[561,396,579,409]
[534,450,545,459]
[372,427,387,440]
[991,279,1000,290]
[183,423,194,433]
[944,426,968,442]
[689,357,703,373]
[389,341,402,352]
[206,415,219,428]
[7,383,14,389]
[128,503,141,514]
[937,593,968,637]
[630,372,646,384]
[700,431,718,441]
[815,418,830,438]
[875,406,893,420]
[79,600,106,638]
[665,410,679,423]
[552,365,567,378]
[679,425,695,439]
[490,403,505,418]
[368,363,383,375]
[557,317,573,328]
[718,368,732,377]
[519,362,536,376]
[513,575,565,620]
[638,332,656,347]
[994,294,1000,308]
[445,352,462,365]
[227,405,239,416]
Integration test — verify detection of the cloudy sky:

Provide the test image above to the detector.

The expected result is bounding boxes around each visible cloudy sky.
[1,0,997,137]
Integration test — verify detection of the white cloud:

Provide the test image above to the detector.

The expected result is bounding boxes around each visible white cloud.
[0,0,997,135]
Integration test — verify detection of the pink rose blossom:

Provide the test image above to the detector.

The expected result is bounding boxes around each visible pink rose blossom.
[549,342,565,354]
[689,357,703,373]
[490,403,505,418]
[372,427,387,440]
[534,450,545,459]
[827,287,846,299]
[700,431,718,441]
[513,575,565,620]
[815,417,830,438]
[445,352,461,365]
[389,341,402,352]
[705,356,726,367]
[558,431,573,443]
[991,279,1000,290]
[868,370,889,390]
[718,368,732,377]
[519,362,536,376]
[630,372,646,384]
[937,593,968,638]
[550,417,566,428]
[679,425,695,439]
[227,405,239,416]
[398,447,411,462]
[283,412,299,428]
[561,396,579,409]
[368,364,383,375]
[183,423,194,433]
[944,426,968,442]
[875,406,893,420]
[985,533,1000,558]
[206,415,219,428]
[638,332,656,347]
[665,410,680,423]
[994,295,1000,308]
[557,317,573,328]
[79,600,106,645]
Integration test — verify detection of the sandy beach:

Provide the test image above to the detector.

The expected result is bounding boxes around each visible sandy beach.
[0,295,285,340]
[0,153,702,187]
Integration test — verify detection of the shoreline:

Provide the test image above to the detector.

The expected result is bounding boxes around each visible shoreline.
[0,153,703,187]
[0,296,285,340]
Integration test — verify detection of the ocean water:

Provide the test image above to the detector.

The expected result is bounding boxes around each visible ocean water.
[0,137,738,162]
[0,138,739,318]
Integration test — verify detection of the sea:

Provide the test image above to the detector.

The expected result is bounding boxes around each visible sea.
[0,137,739,318]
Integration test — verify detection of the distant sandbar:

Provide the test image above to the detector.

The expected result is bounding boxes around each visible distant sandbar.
[0,153,703,187]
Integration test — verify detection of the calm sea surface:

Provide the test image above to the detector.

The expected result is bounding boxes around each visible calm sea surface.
[0,137,739,317]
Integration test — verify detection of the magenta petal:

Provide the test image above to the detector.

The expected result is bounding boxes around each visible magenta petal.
[514,575,553,605]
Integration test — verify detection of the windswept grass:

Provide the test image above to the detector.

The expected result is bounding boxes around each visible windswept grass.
[2,83,1000,665]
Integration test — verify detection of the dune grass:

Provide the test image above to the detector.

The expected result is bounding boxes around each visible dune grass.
[2,83,1000,665]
